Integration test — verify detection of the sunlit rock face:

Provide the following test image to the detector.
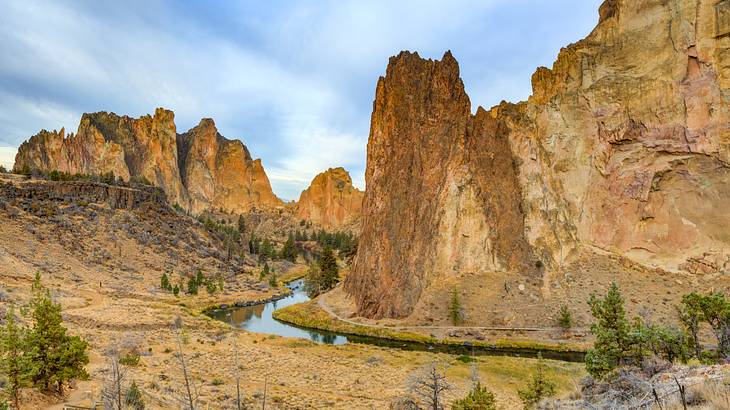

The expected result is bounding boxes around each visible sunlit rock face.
[15,109,281,213]
[177,118,281,214]
[295,167,363,229]
[346,0,730,319]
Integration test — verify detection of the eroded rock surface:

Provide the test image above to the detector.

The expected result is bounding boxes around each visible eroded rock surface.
[346,0,730,318]
[296,167,363,228]
[14,109,281,213]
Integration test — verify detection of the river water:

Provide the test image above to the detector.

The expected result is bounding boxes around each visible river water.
[207,279,349,345]
[207,279,586,362]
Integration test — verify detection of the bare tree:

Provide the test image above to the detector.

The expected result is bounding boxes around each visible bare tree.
[101,347,128,410]
[408,361,453,410]
[232,335,245,410]
[173,317,200,410]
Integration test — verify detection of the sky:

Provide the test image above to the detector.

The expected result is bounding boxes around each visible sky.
[0,0,603,200]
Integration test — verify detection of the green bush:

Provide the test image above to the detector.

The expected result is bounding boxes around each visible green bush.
[557,305,572,330]
[125,381,145,410]
[453,382,496,410]
[119,352,141,367]
[518,354,556,409]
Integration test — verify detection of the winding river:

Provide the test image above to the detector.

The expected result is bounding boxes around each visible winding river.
[207,279,586,363]
[208,279,348,345]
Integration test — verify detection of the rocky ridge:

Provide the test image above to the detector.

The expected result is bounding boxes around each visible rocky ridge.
[14,108,282,213]
[346,0,730,318]
[295,167,364,228]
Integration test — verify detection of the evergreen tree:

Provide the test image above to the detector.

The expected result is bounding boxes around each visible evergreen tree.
[279,233,298,262]
[585,282,632,378]
[449,289,464,325]
[125,381,145,410]
[268,270,278,288]
[517,353,556,409]
[557,305,572,330]
[318,247,339,290]
[696,292,730,358]
[237,215,246,235]
[195,270,205,287]
[26,275,89,393]
[452,381,496,410]
[187,278,198,295]
[677,293,704,359]
[260,262,270,280]
[161,273,171,291]
[173,285,180,297]
[0,305,29,409]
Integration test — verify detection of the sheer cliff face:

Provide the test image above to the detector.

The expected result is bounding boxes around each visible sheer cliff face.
[345,52,534,318]
[296,167,364,228]
[15,109,281,213]
[177,119,281,214]
[346,0,730,318]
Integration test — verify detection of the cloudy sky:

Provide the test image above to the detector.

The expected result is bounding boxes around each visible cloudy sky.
[0,0,602,200]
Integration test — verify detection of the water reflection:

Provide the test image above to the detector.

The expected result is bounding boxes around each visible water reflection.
[209,279,348,345]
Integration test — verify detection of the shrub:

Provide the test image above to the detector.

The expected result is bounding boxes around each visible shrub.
[172,285,180,297]
[453,381,496,410]
[585,282,633,378]
[557,305,572,330]
[449,289,464,325]
[119,352,140,367]
[125,381,145,410]
[518,353,556,409]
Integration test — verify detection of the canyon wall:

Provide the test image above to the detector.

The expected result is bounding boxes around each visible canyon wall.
[346,0,730,318]
[296,167,364,228]
[14,108,282,213]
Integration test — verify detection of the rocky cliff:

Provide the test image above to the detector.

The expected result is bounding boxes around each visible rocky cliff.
[14,109,282,213]
[177,118,281,214]
[346,0,730,318]
[295,167,364,228]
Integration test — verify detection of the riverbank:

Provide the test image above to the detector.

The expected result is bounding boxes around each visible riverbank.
[273,299,589,360]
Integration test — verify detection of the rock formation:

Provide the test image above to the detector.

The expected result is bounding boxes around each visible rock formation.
[14,108,282,213]
[177,118,281,214]
[295,167,363,228]
[346,0,730,318]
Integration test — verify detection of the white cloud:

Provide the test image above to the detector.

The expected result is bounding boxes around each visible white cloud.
[0,0,603,198]
[0,147,17,170]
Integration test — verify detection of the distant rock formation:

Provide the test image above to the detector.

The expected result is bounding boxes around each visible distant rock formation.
[177,118,281,214]
[346,0,730,318]
[296,167,363,228]
[14,108,282,213]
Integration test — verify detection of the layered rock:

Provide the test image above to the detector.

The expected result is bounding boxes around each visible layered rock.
[14,109,282,213]
[347,0,730,318]
[177,118,281,214]
[295,167,364,228]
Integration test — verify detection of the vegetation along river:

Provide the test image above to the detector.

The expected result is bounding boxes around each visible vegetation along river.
[207,279,586,363]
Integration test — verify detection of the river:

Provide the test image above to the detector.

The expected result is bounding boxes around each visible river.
[207,279,586,362]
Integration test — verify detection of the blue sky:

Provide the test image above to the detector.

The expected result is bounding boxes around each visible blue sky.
[0,0,602,200]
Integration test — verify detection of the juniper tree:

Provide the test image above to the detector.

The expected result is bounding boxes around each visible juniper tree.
[161,273,171,291]
[26,274,89,393]
[557,305,573,330]
[677,293,704,359]
[585,282,632,377]
[449,289,464,325]
[518,353,556,409]
[279,233,297,262]
[452,382,496,410]
[318,246,339,290]
[0,305,28,409]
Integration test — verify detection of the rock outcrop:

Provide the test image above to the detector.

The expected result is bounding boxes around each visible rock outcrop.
[346,0,730,318]
[177,118,281,214]
[295,167,363,228]
[14,109,282,213]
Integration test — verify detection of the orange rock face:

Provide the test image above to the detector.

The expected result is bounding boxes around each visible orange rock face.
[296,167,363,229]
[14,109,281,213]
[178,118,281,214]
[347,0,730,318]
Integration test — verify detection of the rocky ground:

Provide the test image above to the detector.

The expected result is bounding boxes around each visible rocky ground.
[0,175,585,409]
